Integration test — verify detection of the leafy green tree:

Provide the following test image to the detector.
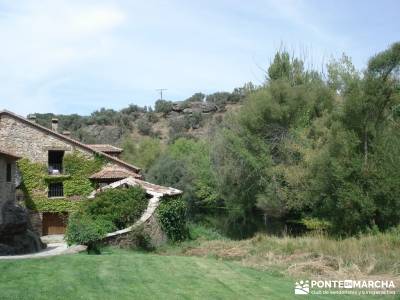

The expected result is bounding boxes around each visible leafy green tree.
[147,138,218,217]
[122,137,163,171]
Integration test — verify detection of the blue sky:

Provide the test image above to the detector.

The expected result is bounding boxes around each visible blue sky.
[0,0,398,116]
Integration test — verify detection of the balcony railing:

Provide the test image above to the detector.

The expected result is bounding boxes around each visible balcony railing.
[48,163,63,175]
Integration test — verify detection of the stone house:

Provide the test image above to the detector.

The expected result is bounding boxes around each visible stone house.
[0,110,179,236]
[0,149,44,254]
[0,149,19,206]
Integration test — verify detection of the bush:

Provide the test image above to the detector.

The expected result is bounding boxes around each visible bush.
[184,112,203,129]
[83,187,148,229]
[128,224,154,251]
[155,100,173,114]
[65,212,116,253]
[169,117,188,142]
[188,223,225,241]
[206,92,231,110]
[157,197,188,242]
[137,119,153,135]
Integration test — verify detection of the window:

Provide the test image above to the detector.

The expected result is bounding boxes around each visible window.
[48,151,64,174]
[6,163,12,182]
[48,182,64,198]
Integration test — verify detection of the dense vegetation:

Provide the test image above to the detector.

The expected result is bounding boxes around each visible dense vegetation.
[156,197,188,242]
[34,42,400,240]
[66,187,148,250]
[17,152,105,213]
[146,43,400,238]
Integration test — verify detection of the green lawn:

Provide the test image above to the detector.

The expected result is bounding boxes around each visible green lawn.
[0,250,395,300]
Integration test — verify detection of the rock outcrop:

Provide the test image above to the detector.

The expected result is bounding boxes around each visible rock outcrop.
[0,201,45,255]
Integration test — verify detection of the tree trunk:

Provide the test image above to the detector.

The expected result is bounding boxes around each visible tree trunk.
[364,127,368,166]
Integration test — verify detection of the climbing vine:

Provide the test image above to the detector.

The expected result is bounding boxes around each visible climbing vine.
[17,151,107,213]
[25,196,82,212]
[63,152,105,197]
[156,196,188,242]
[17,158,47,193]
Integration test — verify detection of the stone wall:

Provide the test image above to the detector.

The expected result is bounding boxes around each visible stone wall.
[0,115,91,163]
[0,113,138,237]
[0,155,45,255]
[28,211,43,236]
[103,213,167,248]
[0,155,16,209]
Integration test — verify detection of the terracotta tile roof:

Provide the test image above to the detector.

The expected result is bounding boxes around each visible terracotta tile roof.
[0,149,20,160]
[89,176,182,198]
[89,166,141,180]
[0,110,140,173]
[87,144,123,153]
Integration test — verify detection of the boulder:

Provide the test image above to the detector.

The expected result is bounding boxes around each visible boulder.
[202,103,218,113]
[0,201,45,255]
[183,108,193,114]
[172,102,185,112]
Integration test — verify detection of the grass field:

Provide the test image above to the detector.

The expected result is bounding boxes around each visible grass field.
[0,248,392,300]
[158,224,400,281]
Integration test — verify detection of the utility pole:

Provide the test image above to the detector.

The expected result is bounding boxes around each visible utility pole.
[156,88,167,100]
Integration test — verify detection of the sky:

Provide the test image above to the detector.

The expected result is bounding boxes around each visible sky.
[0,0,398,116]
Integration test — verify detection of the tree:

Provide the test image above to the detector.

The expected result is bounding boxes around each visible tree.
[342,42,400,166]
[155,100,173,114]
[184,92,206,103]
[121,136,163,171]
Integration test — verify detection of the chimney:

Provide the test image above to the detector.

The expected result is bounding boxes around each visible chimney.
[27,114,36,123]
[51,118,59,132]
[63,131,71,137]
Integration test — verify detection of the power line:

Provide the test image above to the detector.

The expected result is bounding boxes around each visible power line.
[156,88,167,100]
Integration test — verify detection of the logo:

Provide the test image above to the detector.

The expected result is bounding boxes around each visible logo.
[294,279,396,296]
[295,280,310,295]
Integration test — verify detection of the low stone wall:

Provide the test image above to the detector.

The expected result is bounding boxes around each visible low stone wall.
[103,214,166,248]
[102,193,167,248]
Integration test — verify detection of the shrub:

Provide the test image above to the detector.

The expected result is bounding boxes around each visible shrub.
[206,92,231,110]
[184,112,203,129]
[184,92,205,103]
[155,100,173,114]
[83,187,148,229]
[157,197,188,242]
[301,217,332,233]
[137,119,153,135]
[188,223,225,241]
[65,212,116,253]
[128,224,154,251]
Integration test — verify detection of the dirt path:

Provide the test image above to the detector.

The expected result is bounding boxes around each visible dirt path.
[0,235,86,260]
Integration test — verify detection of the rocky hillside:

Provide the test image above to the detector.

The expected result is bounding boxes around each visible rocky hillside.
[31,87,254,146]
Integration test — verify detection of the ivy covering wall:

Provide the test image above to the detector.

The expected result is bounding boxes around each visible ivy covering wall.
[63,152,105,197]
[17,151,106,213]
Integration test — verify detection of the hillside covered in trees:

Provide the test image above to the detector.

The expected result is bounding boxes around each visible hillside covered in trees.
[32,42,400,239]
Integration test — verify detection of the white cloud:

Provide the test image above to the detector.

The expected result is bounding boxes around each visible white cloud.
[0,0,392,115]
[0,0,125,113]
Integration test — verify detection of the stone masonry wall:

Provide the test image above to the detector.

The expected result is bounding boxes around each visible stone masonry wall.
[0,115,91,163]
[0,114,138,236]
[0,155,16,213]
[28,211,43,236]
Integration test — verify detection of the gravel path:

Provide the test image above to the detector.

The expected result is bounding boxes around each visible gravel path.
[0,235,86,260]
